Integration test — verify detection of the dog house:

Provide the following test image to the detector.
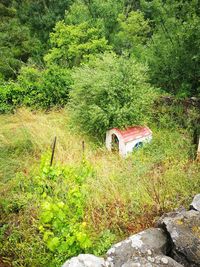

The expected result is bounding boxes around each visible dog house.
[106,126,152,157]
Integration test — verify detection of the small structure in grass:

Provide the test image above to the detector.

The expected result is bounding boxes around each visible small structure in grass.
[197,138,200,161]
[106,126,152,157]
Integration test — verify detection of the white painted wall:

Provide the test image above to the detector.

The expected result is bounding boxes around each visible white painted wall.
[106,129,126,156]
[197,137,200,161]
[125,135,152,156]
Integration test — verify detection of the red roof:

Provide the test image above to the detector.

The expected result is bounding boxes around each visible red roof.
[113,126,152,143]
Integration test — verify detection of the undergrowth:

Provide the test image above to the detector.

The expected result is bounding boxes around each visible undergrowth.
[0,109,199,266]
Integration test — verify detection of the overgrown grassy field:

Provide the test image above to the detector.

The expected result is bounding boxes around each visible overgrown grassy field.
[0,109,200,266]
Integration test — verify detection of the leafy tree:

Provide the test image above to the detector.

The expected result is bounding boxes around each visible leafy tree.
[143,0,200,97]
[44,21,111,67]
[14,0,74,44]
[64,0,92,25]
[65,0,124,41]
[0,2,41,79]
[115,10,151,54]
[70,53,159,139]
[88,0,124,40]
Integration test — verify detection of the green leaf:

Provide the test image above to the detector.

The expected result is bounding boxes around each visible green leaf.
[47,237,60,252]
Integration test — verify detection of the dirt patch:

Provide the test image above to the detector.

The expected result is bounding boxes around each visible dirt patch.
[0,258,11,267]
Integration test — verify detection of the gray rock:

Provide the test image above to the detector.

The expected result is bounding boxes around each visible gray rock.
[190,194,200,211]
[121,256,183,267]
[61,196,200,267]
[105,228,169,267]
[62,254,105,267]
[157,209,200,267]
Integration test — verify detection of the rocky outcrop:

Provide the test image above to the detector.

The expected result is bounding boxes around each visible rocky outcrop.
[62,195,200,267]
[105,228,172,267]
[157,209,200,267]
[119,256,183,267]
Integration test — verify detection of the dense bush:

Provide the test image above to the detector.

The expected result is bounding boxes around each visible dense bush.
[18,65,72,108]
[70,52,159,139]
[0,65,72,112]
[0,80,22,113]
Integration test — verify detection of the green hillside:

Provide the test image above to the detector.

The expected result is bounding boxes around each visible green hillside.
[0,0,199,266]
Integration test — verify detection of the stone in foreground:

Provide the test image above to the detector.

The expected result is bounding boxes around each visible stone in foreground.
[104,228,174,267]
[61,194,200,267]
[157,209,200,267]
[62,254,105,267]
[190,194,200,212]
[121,256,183,267]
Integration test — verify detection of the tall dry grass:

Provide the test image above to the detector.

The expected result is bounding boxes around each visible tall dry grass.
[1,108,200,236]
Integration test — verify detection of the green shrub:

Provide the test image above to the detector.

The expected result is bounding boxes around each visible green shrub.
[70,52,159,139]
[0,80,22,113]
[18,65,72,109]
[0,65,72,113]
[38,157,93,262]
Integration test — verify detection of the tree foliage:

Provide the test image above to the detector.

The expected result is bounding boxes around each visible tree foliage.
[0,2,41,79]
[143,0,200,97]
[0,0,199,115]
[45,21,111,67]
[115,10,151,54]
[64,0,92,25]
[14,0,74,44]
[88,0,124,40]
